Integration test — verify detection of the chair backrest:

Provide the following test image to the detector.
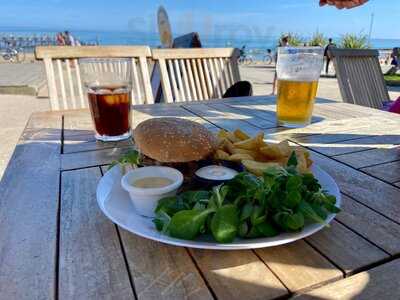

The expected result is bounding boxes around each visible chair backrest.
[35,46,154,111]
[151,48,241,103]
[330,48,389,109]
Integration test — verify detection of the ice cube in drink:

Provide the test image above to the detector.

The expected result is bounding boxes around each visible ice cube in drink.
[87,84,132,140]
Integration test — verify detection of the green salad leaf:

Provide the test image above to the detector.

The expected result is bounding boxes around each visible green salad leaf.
[211,204,239,243]
[153,151,340,243]
[109,150,141,173]
[169,208,215,240]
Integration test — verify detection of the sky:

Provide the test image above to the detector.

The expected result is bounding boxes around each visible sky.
[0,0,399,39]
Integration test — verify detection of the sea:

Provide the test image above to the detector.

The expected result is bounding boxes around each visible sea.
[1,27,399,59]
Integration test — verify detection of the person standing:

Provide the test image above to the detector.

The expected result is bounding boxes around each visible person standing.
[55,32,65,46]
[324,38,336,75]
[64,31,76,46]
[385,48,400,76]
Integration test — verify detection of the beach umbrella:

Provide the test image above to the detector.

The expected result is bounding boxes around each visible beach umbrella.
[157,6,173,48]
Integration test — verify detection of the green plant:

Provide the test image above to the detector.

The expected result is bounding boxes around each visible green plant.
[280,32,304,46]
[309,31,328,47]
[340,33,370,49]
[384,74,400,80]
[153,151,340,243]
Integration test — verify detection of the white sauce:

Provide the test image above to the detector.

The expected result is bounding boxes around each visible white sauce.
[195,165,238,181]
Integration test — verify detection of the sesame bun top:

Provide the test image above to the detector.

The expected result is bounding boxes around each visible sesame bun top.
[134,117,217,163]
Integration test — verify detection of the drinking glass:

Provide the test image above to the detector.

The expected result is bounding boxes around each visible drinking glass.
[276,47,324,127]
[80,58,132,142]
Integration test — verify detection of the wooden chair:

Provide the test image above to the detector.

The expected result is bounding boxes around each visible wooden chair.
[35,46,154,111]
[330,48,390,109]
[151,48,241,103]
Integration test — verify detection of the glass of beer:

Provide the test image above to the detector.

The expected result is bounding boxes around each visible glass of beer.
[80,58,132,142]
[276,47,324,127]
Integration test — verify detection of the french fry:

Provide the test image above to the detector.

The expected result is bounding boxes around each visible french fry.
[296,151,309,174]
[228,153,255,162]
[234,129,251,141]
[234,132,264,150]
[292,147,313,169]
[231,148,258,157]
[259,140,292,159]
[222,139,236,154]
[214,149,230,160]
[226,131,240,143]
[259,144,284,159]
[305,152,313,168]
[214,129,314,175]
[242,160,282,176]
[217,129,229,140]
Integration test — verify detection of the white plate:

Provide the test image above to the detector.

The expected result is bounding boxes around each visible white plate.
[97,165,341,250]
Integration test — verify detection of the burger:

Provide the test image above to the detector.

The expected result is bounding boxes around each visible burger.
[133,117,218,179]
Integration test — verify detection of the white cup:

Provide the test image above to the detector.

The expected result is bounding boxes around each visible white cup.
[121,166,183,217]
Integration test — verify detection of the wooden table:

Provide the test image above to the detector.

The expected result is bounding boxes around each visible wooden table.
[1,96,400,300]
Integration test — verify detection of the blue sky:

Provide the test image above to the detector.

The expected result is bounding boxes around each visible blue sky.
[0,0,398,39]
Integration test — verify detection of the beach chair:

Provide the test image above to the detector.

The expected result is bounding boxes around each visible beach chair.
[151,48,241,103]
[35,46,154,111]
[330,48,390,109]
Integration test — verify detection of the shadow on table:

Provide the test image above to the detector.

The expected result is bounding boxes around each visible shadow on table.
[133,100,330,129]
[274,131,400,160]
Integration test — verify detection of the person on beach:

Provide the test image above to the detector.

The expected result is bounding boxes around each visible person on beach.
[385,48,400,76]
[56,32,65,46]
[64,31,77,46]
[271,36,289,95]
[319,0,368,9]
[324,38,336,75]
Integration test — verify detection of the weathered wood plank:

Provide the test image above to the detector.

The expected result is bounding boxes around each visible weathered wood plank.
[336,194,400,255]
[60,168,134,299]
[132,103,218,132]
[63,109,94,137]
[334,147,400,169]
[61,146,133,170]
[299,134,400,157]
[360,160,400,183]
[255,240,343,292]
[189,249,288,300]
[225,100,279,124]
[183,102,263,136]
[306,221,388,274]
[0,112,62,299]
[294,259,400,300]
[284,115,400,138]
[63,135,134,154]
[207,102,277,129]
[119,232,213,300]
[36,45,152,59]
[226,100,349,124]
[310,151,400,223]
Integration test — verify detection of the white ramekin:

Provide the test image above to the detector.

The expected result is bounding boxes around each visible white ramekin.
[121,166,184,217]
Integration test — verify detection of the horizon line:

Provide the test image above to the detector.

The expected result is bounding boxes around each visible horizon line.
[0,25,399,41]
